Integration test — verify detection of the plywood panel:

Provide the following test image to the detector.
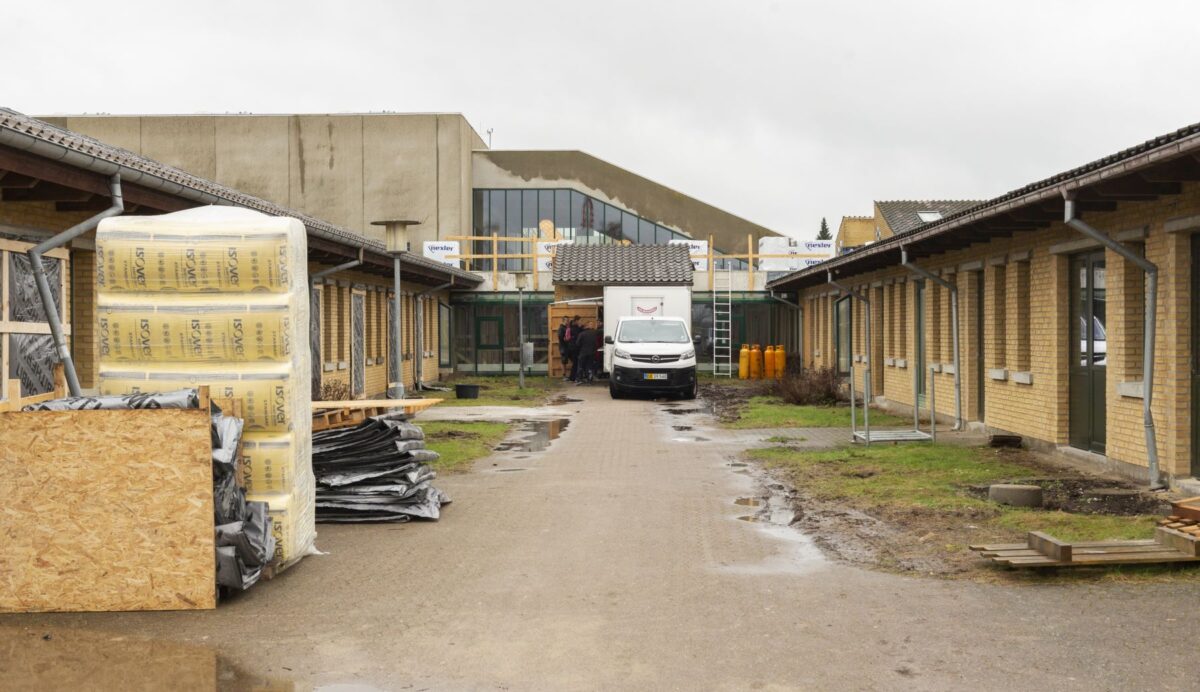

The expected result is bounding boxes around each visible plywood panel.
[548,304,599,378]
[0,409,215,612]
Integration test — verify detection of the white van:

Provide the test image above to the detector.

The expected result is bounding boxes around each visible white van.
[605,316,698,400]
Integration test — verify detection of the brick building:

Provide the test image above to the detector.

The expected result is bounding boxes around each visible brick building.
[770,121,1200,488]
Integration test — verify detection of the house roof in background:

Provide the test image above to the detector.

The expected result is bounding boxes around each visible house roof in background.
[553,244,693,285]
[875,200,984,235]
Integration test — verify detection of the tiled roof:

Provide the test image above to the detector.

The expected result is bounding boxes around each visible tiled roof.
[0,108,480,284]
[767,118,1200,289]
[553,244,694,285]
[876,200,983,235]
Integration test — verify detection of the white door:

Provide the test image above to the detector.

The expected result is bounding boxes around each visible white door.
[631,296,664,316]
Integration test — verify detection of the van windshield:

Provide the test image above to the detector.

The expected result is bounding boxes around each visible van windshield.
[617,320,690,344]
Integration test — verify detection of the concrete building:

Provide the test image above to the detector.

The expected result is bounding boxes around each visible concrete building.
[2,110,811,396]
[770,120,1200,489]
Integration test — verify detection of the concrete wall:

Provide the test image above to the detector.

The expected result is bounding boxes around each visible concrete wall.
[473,150,782,255]
[41,114,485,248]
[798,183,1200,483]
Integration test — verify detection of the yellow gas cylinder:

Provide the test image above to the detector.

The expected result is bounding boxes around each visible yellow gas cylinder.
[749,344,762,380]
[764,345,776,381]
[738,344,750,379]
[775,345,787,378]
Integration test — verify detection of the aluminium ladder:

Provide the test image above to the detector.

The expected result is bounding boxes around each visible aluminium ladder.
[712,265,734,376]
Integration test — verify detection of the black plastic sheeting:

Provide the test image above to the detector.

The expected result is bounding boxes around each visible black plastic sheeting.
[24,388,274,591]
[312,415,450,523]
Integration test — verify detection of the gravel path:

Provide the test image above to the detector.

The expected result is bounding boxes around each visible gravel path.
[3,386,1197,690]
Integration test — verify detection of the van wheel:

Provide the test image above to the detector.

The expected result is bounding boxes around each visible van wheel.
[682,380,697,400]
[610,383,624,399]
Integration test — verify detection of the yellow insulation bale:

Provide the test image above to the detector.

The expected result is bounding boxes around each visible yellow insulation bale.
[248,490,316,566]
[240,432,298,493]
[99,365,297,432]
[97,303,292,363]
[96,229,293,293]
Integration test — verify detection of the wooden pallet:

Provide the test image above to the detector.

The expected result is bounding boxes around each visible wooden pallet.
[969,528,1200,568]
[1167,497,1200,522]
[310,398,442,432]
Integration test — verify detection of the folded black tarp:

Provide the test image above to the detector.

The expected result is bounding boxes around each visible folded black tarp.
[312,415,451,523]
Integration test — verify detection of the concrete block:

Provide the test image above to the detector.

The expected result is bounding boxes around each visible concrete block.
[988,484,1043,508]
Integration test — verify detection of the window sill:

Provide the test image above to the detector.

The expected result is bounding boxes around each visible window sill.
[323,362,335,372]
[1117,381,1145,399]
[338,361,348,371]
[1012,371,1033,385]
[988,368,1008,381]
[895,359,907,369]
[885,357,896,367]
[930,363,943,373]
[942,363,956,375]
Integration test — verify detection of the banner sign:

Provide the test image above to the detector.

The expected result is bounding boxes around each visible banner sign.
[668,238,708,271]
[422,241,460,267]
[536,240,567,272]
[758,237,834,271]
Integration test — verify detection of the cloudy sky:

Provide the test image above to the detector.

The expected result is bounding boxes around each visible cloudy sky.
[9,0,1200,240]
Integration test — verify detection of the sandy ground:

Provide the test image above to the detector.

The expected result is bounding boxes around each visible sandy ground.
[3,386,1199,690]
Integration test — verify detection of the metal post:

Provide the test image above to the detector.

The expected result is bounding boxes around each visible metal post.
[849,359,857,442]
[863,366,871,446]
[517,284,525,389]
[900,246,962,430]
[29,174,123,396]
[392,255,405,399]
[930,365,937,443]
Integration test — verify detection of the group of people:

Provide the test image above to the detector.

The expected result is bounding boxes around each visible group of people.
[557,315,604,384]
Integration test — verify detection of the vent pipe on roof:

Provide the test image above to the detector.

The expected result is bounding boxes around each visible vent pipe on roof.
[1063,191,1163,489]
[900,246,963,431]
[27,174,123,396]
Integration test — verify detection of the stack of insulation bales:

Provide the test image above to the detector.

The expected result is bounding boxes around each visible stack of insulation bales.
[94,207,317,570]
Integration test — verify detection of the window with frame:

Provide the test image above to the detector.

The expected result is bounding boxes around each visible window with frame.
[2,242,68,400]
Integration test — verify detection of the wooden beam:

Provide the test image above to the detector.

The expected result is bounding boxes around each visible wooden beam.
[1090,176,1181,199]
[1141,155,1200,183]
[3,182,94,203]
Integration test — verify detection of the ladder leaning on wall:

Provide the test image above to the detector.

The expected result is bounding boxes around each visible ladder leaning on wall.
[712,265,734,376]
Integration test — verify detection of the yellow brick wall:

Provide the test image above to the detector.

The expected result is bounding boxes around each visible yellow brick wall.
[309,263,447,399]
[798,182,1200,479]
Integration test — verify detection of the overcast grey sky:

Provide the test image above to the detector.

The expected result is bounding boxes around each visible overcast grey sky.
[9,0,1200,239]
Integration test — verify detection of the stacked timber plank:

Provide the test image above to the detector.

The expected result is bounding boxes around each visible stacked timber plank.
[970,528,1200,568]
[312,416,450,523]
[311,398,442,433]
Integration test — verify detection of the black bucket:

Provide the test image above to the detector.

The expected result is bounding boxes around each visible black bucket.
[455,384,481,399]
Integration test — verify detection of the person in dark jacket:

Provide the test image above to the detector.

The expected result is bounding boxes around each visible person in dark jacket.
[566,315,582,381]
[574,321,600,385]
[557,317,571,379]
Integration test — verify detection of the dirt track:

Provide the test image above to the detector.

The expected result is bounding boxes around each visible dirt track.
[3,387,1199,690]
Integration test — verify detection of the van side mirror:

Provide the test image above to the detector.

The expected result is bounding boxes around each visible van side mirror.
[604,336,613,345]
[693,335,700,344]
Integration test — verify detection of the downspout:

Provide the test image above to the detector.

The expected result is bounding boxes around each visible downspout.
[28,174,123,396]
[900,246,963,431]
[1063,191,1163,489]
[769,289,803,369]
[827,271,873,443]
[413,280,453,390]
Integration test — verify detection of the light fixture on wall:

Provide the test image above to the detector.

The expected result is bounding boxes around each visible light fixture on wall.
[371,218,420,399]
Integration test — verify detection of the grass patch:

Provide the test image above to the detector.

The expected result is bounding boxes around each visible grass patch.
[422,420,511,473]
[726,396,912,429]
[748,443,1180,580]
[438,376,561,407]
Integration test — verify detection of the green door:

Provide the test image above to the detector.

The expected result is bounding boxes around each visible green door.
[475,315,504,374]
[1070,251,1107,453]
[914,280,926,407]
[834,296,852,376]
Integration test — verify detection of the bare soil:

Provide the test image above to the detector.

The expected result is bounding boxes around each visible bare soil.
[751,447,1174,579]
[698,380,768,423]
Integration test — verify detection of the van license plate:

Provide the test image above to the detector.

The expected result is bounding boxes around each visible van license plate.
[644,373,668,380]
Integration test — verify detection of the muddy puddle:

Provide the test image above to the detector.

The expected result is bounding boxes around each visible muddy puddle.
[493,418,570,453]
[548,395,583,406]
[720,461,826,575]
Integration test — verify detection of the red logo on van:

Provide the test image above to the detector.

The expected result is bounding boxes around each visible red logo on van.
[636,306,658,314]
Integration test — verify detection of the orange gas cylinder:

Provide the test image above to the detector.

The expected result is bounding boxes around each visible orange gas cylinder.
[749,344,762,380]
[764,345,776,381]
[775,345,787,378]
[738,344,750,379]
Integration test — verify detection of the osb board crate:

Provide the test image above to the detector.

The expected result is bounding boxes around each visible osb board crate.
[0,407,216,613]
